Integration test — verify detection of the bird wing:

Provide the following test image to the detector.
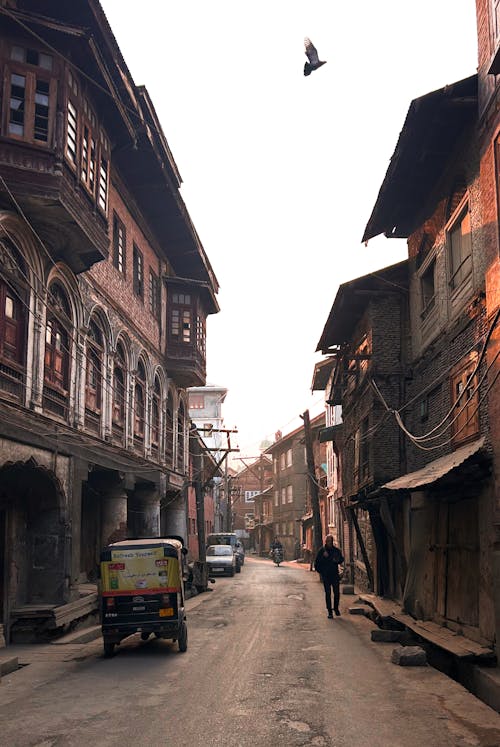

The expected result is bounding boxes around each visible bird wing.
[304,37,320,65]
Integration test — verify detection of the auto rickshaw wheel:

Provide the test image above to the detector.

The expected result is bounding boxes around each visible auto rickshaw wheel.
[178,621,188,652]
[141,632,150,641]
[103,640,115,657]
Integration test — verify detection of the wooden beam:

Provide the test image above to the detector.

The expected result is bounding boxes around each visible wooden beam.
[349,506,374,591]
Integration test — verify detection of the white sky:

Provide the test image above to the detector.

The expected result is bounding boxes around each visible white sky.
[101,0,478,458]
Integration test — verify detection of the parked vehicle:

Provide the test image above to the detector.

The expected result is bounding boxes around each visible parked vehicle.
[206,532,244,571]
[206,545,237,576]
[100,536,188,657]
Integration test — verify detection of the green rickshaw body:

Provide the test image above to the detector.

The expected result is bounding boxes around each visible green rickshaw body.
[100,537,187,655]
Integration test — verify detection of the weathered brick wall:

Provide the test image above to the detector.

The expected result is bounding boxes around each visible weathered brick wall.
[87,180,162,353]
[403,132,493,472]
[341,294,408,499]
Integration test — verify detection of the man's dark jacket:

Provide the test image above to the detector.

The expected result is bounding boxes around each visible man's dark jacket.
[314,545,344,580]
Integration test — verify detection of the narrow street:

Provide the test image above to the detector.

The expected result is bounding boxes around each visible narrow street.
[2,559,500,747]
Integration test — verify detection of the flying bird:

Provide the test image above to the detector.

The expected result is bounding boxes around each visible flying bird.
[304,37,326,76]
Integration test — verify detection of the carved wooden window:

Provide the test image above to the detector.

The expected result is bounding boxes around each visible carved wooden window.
[0,239,27,400]
[149,270,160,319]
[133,244,144,299]
[4,45,57,146]
[196,313,206,355]
[85,321,103,415]
[134,360,146,440]
[451,354,479,445]
[165,390,174,465]
[43,283,70,418]
[151,378,161,451]
[170,292,191,343]
[81,98,97,195]
[112,343,126,428]
[177,401,185,471]
[113,213,126,275]
[64,71,110,214]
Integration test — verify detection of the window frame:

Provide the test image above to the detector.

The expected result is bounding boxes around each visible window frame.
[134,362,146,441]
[420,255,437,320]
[446,197,472,292]
[63,70,110,215]
[85,322,103,416]
[112,344,127,429]
[149,269,160,319]
[3,45,57,147]
[112,212,127,276]
[450,353,480,446]
[133,243,144,300]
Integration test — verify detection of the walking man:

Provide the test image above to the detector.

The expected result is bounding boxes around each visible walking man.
[314,535,344,618]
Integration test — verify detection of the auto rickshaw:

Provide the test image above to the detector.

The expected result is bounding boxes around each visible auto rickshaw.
[100,536,188,657]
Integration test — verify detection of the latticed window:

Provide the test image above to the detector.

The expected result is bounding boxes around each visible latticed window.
[44,283,70,418]
[85,321,103,415]
[177,401,185,471]
[134,360,146,440]
[113,213,126,275]
[64,70,109,214]
[165,391,174,465]
[133,244,144,299]
[149,270,160,319]
[151,378,161,451]
[6,44,56,145]
[112,343,126,428]
[170,292,191,343]
[0,239,27,400]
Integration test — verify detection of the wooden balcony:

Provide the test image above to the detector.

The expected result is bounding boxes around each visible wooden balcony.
[165,343,206,388]
[0,139,108,273]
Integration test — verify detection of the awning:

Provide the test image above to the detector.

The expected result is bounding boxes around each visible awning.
[382,437,485,491]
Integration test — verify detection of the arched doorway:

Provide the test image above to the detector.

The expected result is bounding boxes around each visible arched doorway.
[0,458,66,642]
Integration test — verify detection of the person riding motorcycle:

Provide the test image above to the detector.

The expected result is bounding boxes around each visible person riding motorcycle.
[270,538,284,565]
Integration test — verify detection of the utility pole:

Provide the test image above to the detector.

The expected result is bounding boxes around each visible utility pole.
[301,410,323,559]
[189,425,207,592]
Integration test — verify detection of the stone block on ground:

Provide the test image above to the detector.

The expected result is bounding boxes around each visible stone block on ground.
[341,584,355,595]
[51,624,101,645]
[0,655,19,676]
[371,629,406,643]
[348,605,372,616]
[391,645,427,666]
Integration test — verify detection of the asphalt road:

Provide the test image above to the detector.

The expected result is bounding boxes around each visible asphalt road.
[3,557,500,747]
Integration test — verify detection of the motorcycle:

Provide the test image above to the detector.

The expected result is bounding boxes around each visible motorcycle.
[271,547,283,566]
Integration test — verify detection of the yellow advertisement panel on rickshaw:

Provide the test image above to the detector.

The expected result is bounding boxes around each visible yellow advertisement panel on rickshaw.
[101,545,181,595]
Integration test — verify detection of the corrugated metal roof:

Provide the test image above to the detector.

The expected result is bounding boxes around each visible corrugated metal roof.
[382,437,485,491]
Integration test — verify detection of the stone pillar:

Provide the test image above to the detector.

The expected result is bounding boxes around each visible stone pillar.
[128,484,160,538]
[160,490,187,540]
[101,484,128,548]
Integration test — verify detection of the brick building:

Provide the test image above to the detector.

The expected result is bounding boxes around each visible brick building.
[231,455,272,550]
[361,72,495,645]
[475,0,500,652]
[315,262,410,595]
[266,414,325,561]
[0,0,218,643]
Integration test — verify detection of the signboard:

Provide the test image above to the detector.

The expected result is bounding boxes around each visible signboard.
[101,546,178,594]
